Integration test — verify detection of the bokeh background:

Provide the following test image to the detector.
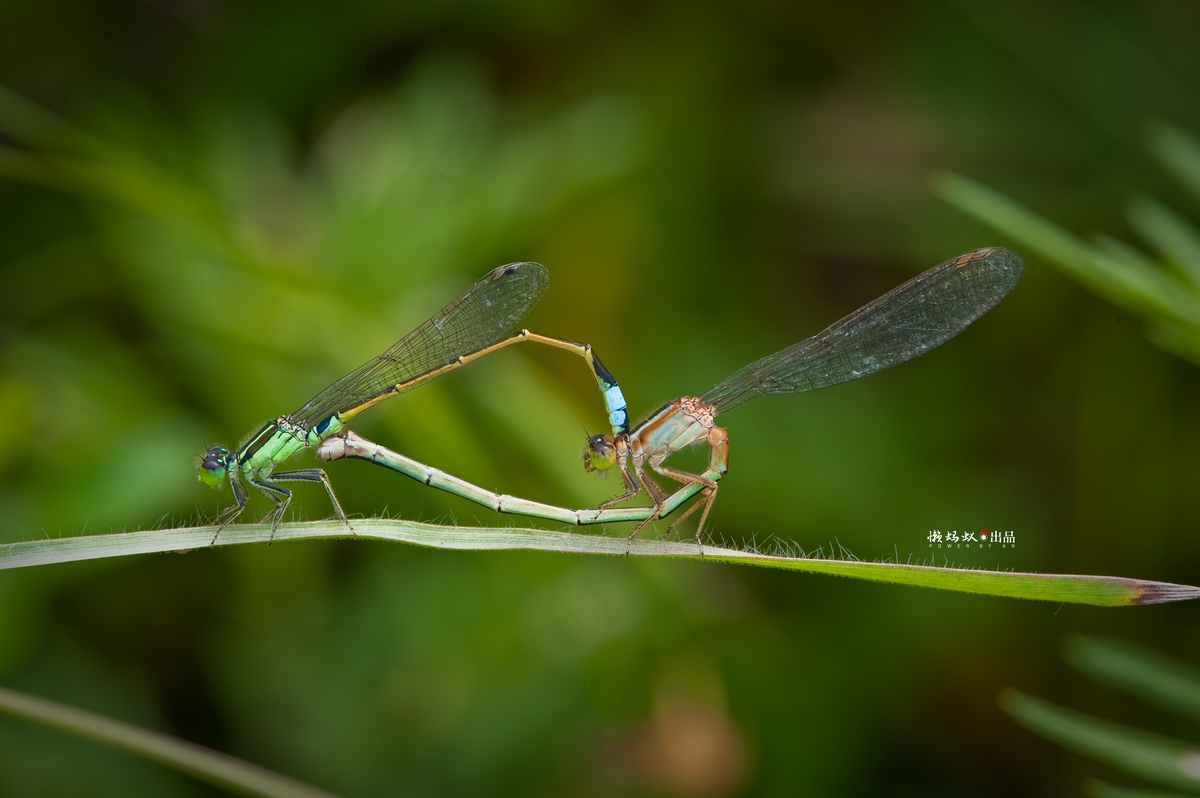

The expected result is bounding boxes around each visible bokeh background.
[1,1,1199,795]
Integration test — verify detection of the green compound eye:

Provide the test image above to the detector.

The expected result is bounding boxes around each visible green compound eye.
[198,447,229,487]
[583,434,617,473]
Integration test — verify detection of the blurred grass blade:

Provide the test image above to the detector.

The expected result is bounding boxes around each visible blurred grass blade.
[1126,195,1200,286]
[0,686,337,798]
[1143,321,1200,365]
[1,521,1196,606]
[1097,233,1161,274]
[1087,779,1196,798]
[0,146,236,253]
[0,85,246,259]
[1148,123,1200,206]
[932,171,1200,329]
[0,83,118,158]
[933,171,1092,265]
[1001,690,1200,793]
[1065,636,1200,721]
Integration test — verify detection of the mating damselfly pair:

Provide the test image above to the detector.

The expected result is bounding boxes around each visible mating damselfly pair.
[199,248,1023,545]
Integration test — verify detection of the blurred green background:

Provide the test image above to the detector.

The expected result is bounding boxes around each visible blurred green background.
[1,1,1199,795]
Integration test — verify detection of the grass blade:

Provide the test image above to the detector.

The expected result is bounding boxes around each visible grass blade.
[1126,195,1200,286]
[0,686,337,798]
[1001,690,1200,793]
[932,171,1200,329]
[1148,123,1200,206]
[1065,636,1200,721]
[1086,779,1196,798]
[1,521,1194,606]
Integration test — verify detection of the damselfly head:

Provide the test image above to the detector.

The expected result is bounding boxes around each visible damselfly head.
[198,445,230,487]
[583,434,616,473]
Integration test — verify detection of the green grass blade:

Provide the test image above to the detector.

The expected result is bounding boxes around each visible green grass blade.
[1126,195,1200,286]
[1096,233,1162,274]
[2,521,1194,606]
[932,171,1200,329]
[0,146,236,253]
[1144,320,1200,366]
[1147,123,1200,206]
[1001,690,1200,794]
[1086,779,1196,798]
[0,686,337,798]
[0,84,226,239]
[1065,636,1200,721]
[0,83,118,158]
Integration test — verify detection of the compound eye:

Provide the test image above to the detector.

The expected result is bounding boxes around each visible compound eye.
[197,447,229,486]
[583,434,617,472]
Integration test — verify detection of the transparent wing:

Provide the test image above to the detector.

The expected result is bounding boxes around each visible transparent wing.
[290,262,548,427]
[698,248,1022,414]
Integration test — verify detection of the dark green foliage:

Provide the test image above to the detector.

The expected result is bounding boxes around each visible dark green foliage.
[1003,637,1200,795]
[1,1,1199,795]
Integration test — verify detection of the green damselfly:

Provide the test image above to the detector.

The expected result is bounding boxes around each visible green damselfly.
[198,262,628,543]
[583,247,1024,542]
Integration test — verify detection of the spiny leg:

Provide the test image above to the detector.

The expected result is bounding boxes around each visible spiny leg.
[687,424,728,544]
[211,474,248,545]
[624,464,674,552]
[271,468,354,537]
[597,461,643,511]
[649,463,719,549]
[663,487,713,538]
[659,424,729,547]
[687,483,722,544]
[247,475,292,543]
[636,464,670,508]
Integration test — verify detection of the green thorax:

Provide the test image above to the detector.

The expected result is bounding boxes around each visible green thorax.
[234,413,346,474]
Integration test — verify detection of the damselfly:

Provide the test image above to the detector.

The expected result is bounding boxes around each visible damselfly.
[582,247,1024,542]
[198,262,628,543]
